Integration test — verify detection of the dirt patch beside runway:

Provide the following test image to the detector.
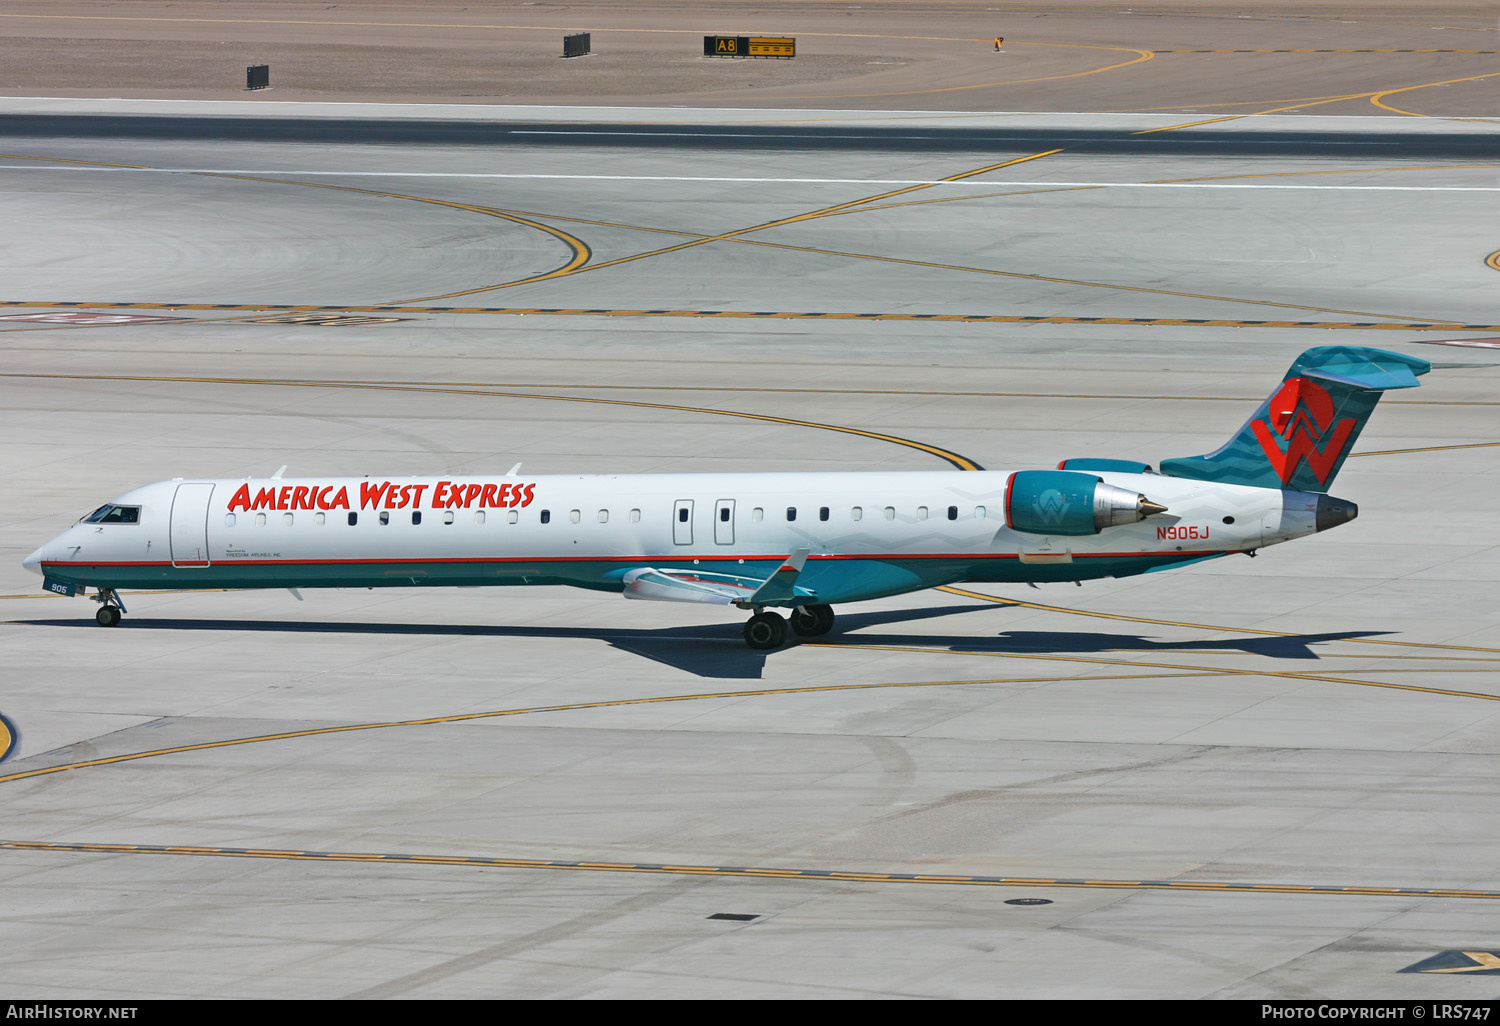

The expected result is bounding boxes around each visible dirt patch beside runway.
[0,36,912,102]
[0,1,1493,113]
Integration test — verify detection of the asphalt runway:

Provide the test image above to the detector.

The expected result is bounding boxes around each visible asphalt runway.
[1,2,1499,1003]
[3,112,1499,159]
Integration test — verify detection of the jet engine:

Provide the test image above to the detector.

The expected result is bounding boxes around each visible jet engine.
[1004,470,1168,536]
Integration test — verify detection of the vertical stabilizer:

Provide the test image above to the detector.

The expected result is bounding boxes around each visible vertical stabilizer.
[1158,346,1429,493]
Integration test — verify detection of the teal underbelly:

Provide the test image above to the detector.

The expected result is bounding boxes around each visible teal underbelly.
[48,550,1227,600]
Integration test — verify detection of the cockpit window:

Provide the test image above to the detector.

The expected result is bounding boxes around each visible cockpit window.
[81,504,141,525]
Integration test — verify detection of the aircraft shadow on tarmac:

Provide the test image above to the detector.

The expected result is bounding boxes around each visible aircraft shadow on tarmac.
[18,602,1389,679]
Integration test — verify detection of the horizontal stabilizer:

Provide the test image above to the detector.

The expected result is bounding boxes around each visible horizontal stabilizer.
[621,549,814,608]
[1297,351,1426,391]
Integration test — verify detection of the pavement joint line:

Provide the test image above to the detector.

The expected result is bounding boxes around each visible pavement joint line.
[3,840,1494,899]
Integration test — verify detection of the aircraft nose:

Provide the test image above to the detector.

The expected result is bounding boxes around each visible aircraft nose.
[22,545,46,576]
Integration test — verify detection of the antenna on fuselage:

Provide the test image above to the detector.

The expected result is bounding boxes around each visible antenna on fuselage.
[271,466,287,479]
[506,463,522,476]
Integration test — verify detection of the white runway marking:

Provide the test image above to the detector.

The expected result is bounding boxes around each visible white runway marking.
[0,166,1494,191]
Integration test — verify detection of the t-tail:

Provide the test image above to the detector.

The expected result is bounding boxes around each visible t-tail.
[1158,346,1429,493]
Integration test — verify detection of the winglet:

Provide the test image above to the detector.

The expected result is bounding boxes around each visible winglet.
[747,548,812,606]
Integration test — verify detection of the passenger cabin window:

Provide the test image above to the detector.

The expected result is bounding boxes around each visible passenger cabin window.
[819,507,829,522]
[379,511,390,526]
[598,510,609,523]
[283,513,294,526]
[475,511,485,525]
[916,506,929,521]
[443,511,455,525]
[786,507,796,522]
[412,511,423,525]
[83,504,141,525]
[629,509,641,523]
[508,510,519,524]
[225,513,236,527]
[976,505,986,519]
[541,510,551,524]
[851,507,862,521]
[255,512,267,527]
[948,505,959,521]
[883,507,895,521]
[315,512,326,526]
[570,510,581,524]
[348,512,358,526]
[752,508,764,522]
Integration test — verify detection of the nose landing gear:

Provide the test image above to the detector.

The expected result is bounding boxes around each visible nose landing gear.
[91,588,125,627]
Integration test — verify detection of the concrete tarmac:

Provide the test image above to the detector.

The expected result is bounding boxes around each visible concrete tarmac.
[0,2,1498,1003]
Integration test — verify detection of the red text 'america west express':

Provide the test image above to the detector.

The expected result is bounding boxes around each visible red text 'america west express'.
[226,481,538,513]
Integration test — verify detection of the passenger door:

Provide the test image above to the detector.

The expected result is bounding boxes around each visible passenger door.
[714,499,735,545]
[673,499,694,545]
[169,482,215,567]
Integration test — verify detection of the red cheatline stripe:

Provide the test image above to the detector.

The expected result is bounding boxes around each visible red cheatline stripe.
[39,550,1230,571]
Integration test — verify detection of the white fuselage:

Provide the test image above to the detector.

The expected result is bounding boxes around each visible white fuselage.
[24,469,1326,605]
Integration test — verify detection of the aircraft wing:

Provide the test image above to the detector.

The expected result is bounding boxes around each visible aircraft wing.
[622,548,813,607]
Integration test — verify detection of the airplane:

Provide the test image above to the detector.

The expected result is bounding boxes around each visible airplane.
[22,346,1428,649]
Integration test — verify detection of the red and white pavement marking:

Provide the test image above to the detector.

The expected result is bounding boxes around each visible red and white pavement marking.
[1418,338,1500,349]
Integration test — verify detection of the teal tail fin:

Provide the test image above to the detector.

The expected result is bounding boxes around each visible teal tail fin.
[1159,346,1429,493]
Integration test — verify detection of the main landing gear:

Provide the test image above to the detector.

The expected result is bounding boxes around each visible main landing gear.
[742,603,835,650]
[789,604,835,638]
[91,588,125,627]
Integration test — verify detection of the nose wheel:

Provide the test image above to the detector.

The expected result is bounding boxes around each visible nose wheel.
[91,588,125,627]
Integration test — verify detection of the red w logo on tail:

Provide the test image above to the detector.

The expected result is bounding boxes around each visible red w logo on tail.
[1249,377,1357,486]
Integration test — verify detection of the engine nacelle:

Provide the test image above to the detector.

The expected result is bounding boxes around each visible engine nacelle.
[1004,470,1167,536]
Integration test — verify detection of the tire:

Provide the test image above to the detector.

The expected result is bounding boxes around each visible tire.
[789,604,835,637]
[743,611,787,650]
[96,606,121,627]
